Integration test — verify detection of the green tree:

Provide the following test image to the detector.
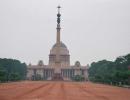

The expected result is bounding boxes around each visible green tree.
[0,67,7,82]
[89,53,130,85]
[0,58,27,82]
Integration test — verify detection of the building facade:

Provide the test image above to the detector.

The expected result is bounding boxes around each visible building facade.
[27,6,89,81]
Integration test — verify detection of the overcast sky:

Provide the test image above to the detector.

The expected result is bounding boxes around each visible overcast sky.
[0,0,130,65]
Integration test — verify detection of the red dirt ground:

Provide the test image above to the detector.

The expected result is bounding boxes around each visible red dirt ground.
[0,81,130,100]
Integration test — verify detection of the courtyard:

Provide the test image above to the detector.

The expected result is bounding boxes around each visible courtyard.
[0,81,130,100]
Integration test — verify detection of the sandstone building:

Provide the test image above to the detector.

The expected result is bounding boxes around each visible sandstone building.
[27,6,89,81]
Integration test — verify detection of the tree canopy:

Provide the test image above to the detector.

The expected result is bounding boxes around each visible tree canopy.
[89,53,130,85]
[0,58,27,82]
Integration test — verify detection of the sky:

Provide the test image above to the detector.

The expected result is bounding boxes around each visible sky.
[0,0,130,65]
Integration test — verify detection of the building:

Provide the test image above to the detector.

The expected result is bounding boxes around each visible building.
[27,6,89,81]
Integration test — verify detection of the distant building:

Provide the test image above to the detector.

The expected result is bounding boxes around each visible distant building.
[27,6,89,81]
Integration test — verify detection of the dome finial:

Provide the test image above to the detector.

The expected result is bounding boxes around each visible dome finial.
[57,5,61,14]
[56,5,61,44]
[57,5,61,24]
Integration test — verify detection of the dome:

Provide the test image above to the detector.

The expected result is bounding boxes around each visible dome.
[38,60,44,66]
[75,61,81,67]
[52,42,67,48]
[50,42,69,55]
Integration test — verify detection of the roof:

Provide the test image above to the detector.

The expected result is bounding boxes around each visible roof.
[52,42,67,48]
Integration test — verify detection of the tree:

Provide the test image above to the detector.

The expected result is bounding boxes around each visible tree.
[0,58,27,82]
[88,53,130,85]
[0,67,7,82]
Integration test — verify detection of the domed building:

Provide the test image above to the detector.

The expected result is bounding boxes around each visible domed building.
[49,42,70,67]
[27,6,89,81]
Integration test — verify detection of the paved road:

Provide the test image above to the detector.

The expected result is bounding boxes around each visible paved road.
[0,81,130,100]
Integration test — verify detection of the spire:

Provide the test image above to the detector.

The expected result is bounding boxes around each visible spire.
[57,6,61,24]
[56,6,61,44]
